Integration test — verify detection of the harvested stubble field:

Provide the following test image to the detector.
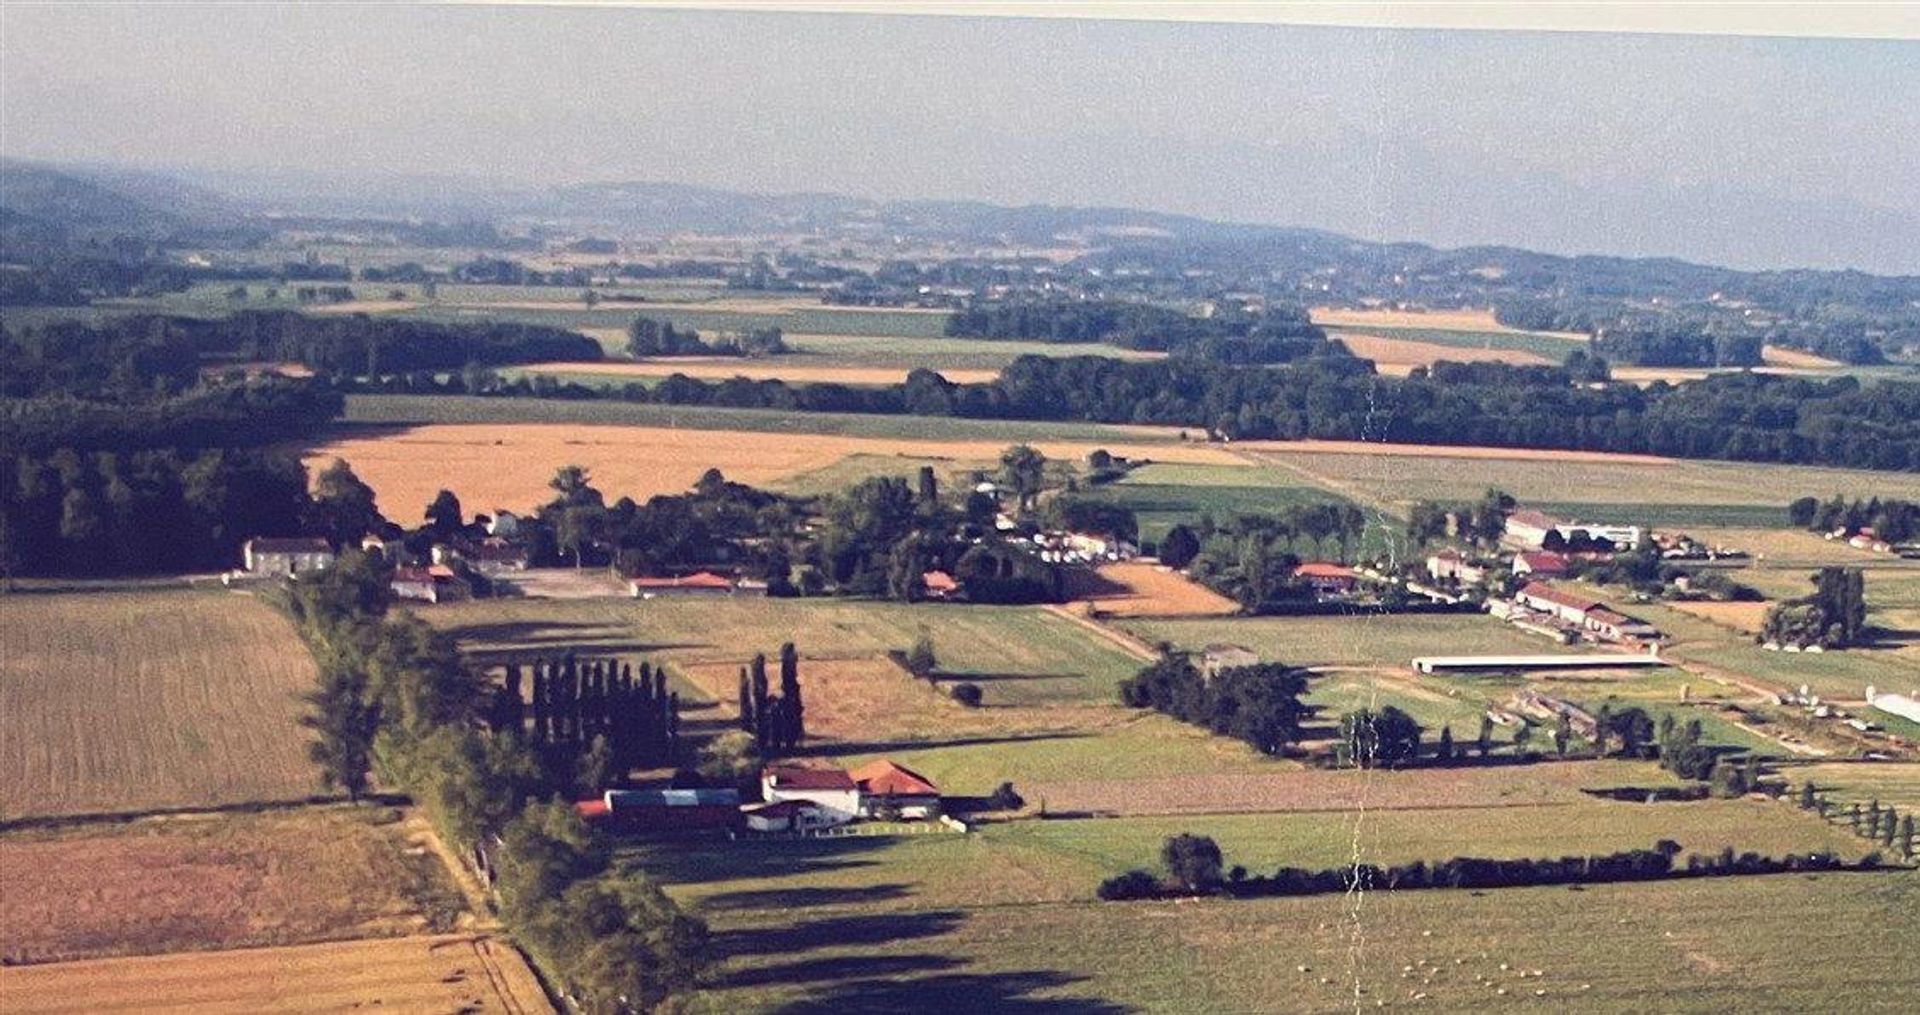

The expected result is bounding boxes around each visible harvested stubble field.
[0,807,465,964]
[0,933,552,1015]
[1793,762,1920,811]
[307,421,1242,516]
[1309,306,1583,337]
[1333,331,1553,375]
[0,589,319,819]
[1066,562,1240,618]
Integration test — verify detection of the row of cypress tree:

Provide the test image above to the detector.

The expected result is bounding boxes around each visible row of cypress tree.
[738,642,805,753]
[491,655,680,774]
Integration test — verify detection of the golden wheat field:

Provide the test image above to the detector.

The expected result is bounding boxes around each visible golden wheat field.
[305,422,1246,515]
[0,589,320,820]
[1308,306,1583,337]
[1067,562,1241,618]
[1332,332,1552,374]
[0,933,552,1015]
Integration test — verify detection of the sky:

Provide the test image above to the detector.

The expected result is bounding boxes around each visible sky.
[3,5,1917,273]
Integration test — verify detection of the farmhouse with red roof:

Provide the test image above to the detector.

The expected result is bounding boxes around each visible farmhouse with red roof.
[850,759,942,819]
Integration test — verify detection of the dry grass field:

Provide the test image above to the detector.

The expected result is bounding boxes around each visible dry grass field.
[306,422,1244,514]
[1333,331,1552,374]
[0,589,320,820]
[1309,306,1580,336]
[1066,562,1241,618]
[1762,344,1843,369]
[518,359,1002,386]
[1668,599,1773,634]
[0,933,551,1015]
[0,808,465,964]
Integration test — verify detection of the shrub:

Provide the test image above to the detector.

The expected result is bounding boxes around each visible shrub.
[1097,869,1162,901]
[988,781,1024,810]
[950,682,984,707]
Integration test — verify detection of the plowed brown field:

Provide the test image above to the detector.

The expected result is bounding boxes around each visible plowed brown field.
[1067,562,1240,618]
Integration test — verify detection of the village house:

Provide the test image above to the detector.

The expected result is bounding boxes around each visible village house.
[1424,549,1485,585]
[1201,643,1260,679]
[920,569,960,600]
[629,571,741,598]
[243,536,335,577]
[1513,581,1659,643]
[1512,550,1571,579]
[760,765,862,826]
[742,799,834,833]
[851,759,942,819]
[1293,561,1359,596]
[391,565,472,604]
[1504,510,1562,548]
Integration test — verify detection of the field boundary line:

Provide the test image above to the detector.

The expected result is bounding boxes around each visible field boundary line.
[0,793,406,834]
[1041,604,1158,662]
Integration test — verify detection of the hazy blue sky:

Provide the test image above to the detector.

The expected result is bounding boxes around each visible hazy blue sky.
[4,6,1916,272]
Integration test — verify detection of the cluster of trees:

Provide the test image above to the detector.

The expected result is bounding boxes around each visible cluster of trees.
[1099,834,1864,902]
[1,448,309,576]
[1788,495,1916,543]
[1118,652,1309,755]
[492,801,709,1012]
[1178,505,1368,609]
[736,645,806,754]
[285,554,709,1009]
[1762,566,1869,649]
[404,350,1920,470]
[493,657,680,795]
[1592,326,1763,368]
[1405,489,1516,549]
[626,316,788,358]
[1335,706,1426,768]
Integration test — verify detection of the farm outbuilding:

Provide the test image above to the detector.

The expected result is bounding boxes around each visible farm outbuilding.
[243,537,335,577]
[1412,653,1667,674]
[761,765,861,825]
[586,788,742,833]
[851,760,942,819]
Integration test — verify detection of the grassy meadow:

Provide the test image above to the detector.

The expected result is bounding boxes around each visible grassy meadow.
[0,588,321,820]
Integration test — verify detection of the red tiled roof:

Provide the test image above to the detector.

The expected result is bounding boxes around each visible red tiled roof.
[1518,582,1600,613]
[631,571,734,589]
[922,570,959,593]
[850,759,939,797]
[764,765,856,791]
[1517,551,1569,571]
[574,799,611,820]
[1294,562,1356,579]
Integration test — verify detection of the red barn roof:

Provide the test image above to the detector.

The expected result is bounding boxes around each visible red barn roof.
[574,799,611,820]
[1518,582,1600,613]
[1294,562,1357,579]
[630,571,734,590]
[850,759,940,798]
[1516,551,1570,573]
[763,765,857,791]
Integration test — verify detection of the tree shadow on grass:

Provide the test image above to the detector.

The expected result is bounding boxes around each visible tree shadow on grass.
[615,835,894,886]
[702,883,915,911]
[714,909,968,959]
[774,969,1133,1014]
[718,953,964,989]
[797,731,1090,759]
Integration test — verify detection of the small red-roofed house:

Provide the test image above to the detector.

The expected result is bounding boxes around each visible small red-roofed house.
[760,765,860,825]
[921,570,960,600]
[1294,561,1359,595]
[851,759,942,819]
[1514,550,1571,578]
[629,571,736,598]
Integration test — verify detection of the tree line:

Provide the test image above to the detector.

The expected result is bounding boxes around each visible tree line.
[492,656,681,795]
[283,553,708,1009]
[1762,566,1869,649]
[378,352,1920,472]
[1097,834,1867,902]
